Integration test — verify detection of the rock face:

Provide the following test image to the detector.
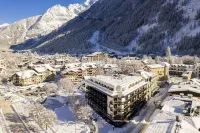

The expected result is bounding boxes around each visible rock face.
[0,4,87,49]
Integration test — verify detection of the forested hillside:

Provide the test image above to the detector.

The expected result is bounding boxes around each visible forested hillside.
[12,0,200,55]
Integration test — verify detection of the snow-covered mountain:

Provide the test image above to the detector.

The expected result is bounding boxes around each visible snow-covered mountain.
[21,0,199,55]
[0,23,9,28]
[84,0,99,6]
[6,0,200,55]
[0,2,92,49]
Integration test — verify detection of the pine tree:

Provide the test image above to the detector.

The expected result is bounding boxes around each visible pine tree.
[166,46,171,57]
[166,46,172,64]
[193,56,199,65]
[155,56,160,64]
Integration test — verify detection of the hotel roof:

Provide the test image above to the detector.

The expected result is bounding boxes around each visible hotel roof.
[168,79,200,94]
[147,64,164,69]
[84,75,147,96]
[90,75,143,87]
[147,62,170,69]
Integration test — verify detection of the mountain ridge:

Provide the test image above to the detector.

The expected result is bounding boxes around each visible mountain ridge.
[0,1,96,49]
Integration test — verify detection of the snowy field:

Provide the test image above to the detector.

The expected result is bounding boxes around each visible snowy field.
[43,96,90,133]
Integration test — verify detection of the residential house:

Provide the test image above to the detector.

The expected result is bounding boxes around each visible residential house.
[62,63,104,83]
[84,52,108,62]
[11,70,41,86]
[32,64,56,82]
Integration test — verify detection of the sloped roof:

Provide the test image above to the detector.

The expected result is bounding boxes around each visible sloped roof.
[15,70,38,79]
[33,64,55,73]
[136,70,157,79]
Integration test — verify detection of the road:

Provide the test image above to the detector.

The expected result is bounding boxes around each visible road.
[0,108,10,133]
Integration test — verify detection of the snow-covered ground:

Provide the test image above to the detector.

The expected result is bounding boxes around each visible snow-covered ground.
[44,95,90,133]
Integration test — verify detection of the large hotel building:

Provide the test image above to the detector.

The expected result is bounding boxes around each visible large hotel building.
[82,74,158,126]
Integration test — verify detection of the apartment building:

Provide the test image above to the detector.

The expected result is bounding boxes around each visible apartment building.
[62,63,104,83]
[83,52,108,62]
[135,70,158,98]
[33,64,56,82]
[194,63,200,78]
[12,64,56,86]
[82,75,150,126]
[169,64,195,76]
[11,70,42,86]
[145,62,170,80]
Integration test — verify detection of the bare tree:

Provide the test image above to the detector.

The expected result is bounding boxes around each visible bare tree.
[181,55,198,65]
[155,56,160,64]
[94,67,104,75]
[118,60,137,74]
[43,83,58,96]
[29,103,57,130]
[58,78,74,93]
[76,106,93,123]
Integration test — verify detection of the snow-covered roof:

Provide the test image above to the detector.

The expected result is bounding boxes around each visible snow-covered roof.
[55,59,65,62]
[147,64,164,69]
[171,64,195,67]
[168,79,200,94]
[161,62,170,67]
[15,70,38,79]
[147,62,170,69]
[102,64,118,69]
[144,94,200,133]
[192,117,200,130]
[143,112,177,133]
[142,59,149,64]
[136,70,157,79]
[86,52,105,57]
[178,120,200,133]
[90,75,143,88]
[63,63,98,73]
[84,75,146,96]
[144,111,199,133]
[33,64,56,73]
